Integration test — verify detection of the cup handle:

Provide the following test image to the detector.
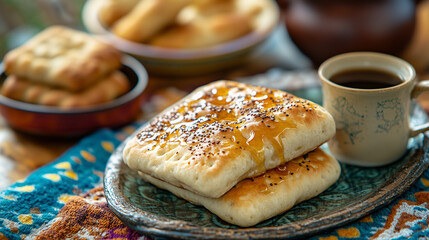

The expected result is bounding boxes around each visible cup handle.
[410,80,429,137]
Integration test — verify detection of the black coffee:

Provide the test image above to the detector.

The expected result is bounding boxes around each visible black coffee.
[330,68,403,89]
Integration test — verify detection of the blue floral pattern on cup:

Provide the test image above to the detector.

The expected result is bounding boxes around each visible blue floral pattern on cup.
[332,96,364,144]
[375,98,404,133]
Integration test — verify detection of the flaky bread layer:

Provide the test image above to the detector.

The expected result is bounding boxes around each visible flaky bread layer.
[140,147,341,227]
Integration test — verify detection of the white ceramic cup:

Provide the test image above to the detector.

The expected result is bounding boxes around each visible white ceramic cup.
[319,52,429,167]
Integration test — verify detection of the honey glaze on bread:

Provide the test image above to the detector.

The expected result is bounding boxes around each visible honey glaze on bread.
[123,80,335,198]
[138,82,318,168]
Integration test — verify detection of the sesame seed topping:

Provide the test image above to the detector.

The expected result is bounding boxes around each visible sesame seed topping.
[135,82,318,165]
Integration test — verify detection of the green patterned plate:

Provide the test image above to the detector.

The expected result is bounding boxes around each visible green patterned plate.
[104,103,429,240]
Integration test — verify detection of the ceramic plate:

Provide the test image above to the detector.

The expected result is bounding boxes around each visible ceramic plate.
[104,100,429,240]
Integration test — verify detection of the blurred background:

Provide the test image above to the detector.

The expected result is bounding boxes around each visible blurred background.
[1,0,428,104]
[1,0,428,74]
[0,0,87,58]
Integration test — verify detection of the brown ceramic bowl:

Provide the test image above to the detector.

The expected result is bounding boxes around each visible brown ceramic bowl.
[281,0,417,67]
[0,55,148,137]
[82,0,280,77]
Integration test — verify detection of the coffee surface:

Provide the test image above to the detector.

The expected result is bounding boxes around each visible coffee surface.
[330,69,402,89]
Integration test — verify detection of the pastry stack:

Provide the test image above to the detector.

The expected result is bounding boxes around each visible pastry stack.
[123,80,341,227]
[2,26,130,109]
[98,0,265,49]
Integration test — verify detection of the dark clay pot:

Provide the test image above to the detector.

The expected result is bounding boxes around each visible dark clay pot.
[279,0,417,66]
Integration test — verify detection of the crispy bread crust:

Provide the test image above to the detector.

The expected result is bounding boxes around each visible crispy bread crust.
[123,80,336,198]
[140,147,341,227]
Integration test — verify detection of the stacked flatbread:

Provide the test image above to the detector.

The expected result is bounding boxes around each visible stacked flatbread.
[2,26,130,109]
[123,80,341,227]
[98,0,267,49]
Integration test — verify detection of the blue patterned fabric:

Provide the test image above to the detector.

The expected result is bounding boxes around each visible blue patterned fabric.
[311,168,429,240]
[0,126,135,239]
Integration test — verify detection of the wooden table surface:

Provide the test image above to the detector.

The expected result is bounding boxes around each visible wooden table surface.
[1,0,429,191]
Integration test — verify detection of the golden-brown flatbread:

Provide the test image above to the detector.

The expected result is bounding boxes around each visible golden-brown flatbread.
[140,147,341,227]
[123,80,336,198]
[98,0,142,27]
[112,0,192,42]
[3,26,122,92]
[191,0,236,18]
[149,11,255,48]
[1,71,129,109]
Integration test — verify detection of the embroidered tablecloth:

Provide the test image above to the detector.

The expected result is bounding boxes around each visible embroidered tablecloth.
[1,70,429,240]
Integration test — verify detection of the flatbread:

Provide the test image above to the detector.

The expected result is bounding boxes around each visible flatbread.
[123,80,336,198]
[149,9,257,48]
[1,71,129,109]
[112,0,192,42]
[98,0,141,27]
[3,26,122,92]
[140,147,341,227]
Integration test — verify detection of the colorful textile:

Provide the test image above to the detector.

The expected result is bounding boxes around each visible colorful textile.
[0,125,146,240]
